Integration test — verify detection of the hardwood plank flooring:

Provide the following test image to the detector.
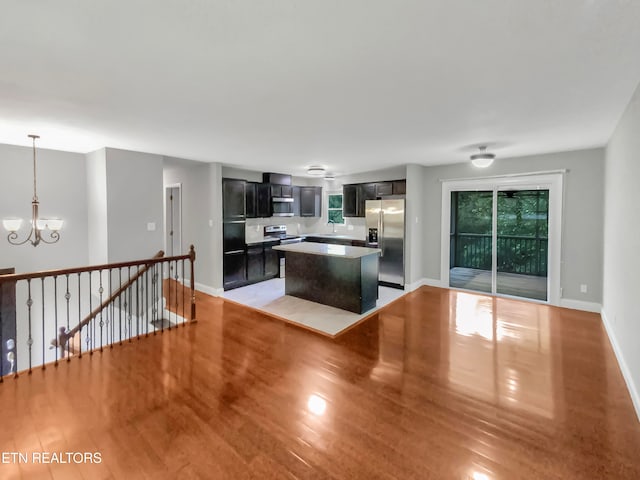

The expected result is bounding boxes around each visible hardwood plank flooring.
[1,286,639,479]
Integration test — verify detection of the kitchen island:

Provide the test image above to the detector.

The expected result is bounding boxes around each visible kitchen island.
[273,242,381,314]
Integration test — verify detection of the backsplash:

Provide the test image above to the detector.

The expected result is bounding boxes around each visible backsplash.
[245,216,366,242]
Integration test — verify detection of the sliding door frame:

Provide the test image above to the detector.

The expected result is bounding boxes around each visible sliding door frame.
[440,173,564,305]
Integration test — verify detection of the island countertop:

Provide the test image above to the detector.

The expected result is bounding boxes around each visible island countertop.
[273,242,381,259]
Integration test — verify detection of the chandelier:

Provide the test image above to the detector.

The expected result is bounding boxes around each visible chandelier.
[2,135,63,246]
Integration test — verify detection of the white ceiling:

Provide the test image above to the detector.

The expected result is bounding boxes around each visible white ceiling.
[1,1,640,176]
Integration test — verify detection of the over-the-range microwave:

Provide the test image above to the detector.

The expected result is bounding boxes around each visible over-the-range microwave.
[272,197,294,217]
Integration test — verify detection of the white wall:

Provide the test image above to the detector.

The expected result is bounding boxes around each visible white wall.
[417,148,604,305]
[602,81,640,419]
[0,143,89,273]
[405,164,424,287]
[209,163,224,292]
[86,148,108,265]
[104,148,164,262]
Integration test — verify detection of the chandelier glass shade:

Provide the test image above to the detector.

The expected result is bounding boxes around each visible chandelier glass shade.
[2,135,63,247]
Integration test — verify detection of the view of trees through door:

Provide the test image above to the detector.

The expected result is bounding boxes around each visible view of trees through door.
[449,189,549,301]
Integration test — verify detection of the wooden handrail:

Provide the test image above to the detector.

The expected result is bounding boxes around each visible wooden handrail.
[0,250,190,284]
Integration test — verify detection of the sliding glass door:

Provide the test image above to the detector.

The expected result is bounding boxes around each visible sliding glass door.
[496,189,549,301]
[445,175,560,303]
[449,191,493,294]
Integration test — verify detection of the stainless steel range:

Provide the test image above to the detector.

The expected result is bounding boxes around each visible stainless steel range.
[264,225,302,277]
[263,225,303,244]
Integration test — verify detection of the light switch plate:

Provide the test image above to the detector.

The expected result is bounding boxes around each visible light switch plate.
[147,222,156,231]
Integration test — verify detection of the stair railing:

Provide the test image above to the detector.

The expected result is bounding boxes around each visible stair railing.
[0,245,196,381]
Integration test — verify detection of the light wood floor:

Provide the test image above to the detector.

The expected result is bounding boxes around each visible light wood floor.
[1,286,639,479]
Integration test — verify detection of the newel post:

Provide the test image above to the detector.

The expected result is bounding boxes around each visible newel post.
[189,245,196,322]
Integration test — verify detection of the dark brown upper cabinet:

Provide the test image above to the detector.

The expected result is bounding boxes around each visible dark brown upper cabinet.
[392,180,406,195]
[262,172,292,185]
[223,178,246,221]
[245,181,258,218]
[300,186,322,217]
[342,179,406,217]
[343,184,359,217]
[256,183,271,218]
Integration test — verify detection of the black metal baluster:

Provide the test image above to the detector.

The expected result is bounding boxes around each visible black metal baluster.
[99,270,104,352]
[41,278,45,370]
[146,266,151,337]
[151,265,155,332]
[89,271,93,355]
[157,264,161,329]
[26,279,33,375]
[54,276,58,367]
[127,267,132,343]
[159,262,171,330]
[112,269,116,346]
[135,267,140,340]
[181,259,186,322]
[153,263,164,333]
[108,268,113,348]
[77,272,82,359]
[174,260,179,326]
[65,274,70,362]
[118,268,123,345]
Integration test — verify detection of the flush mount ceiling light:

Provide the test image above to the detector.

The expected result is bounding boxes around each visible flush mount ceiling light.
[307,166,326,176]
[324,173,336,180]
[2,135,63,247]
[470,146,496,168]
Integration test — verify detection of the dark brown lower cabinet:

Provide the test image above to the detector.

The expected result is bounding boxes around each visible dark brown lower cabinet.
[264,244,280,278]
[247,246,264,282]
[223,251,247,290]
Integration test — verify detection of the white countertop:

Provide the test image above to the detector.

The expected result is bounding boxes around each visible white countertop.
[273,242,381,259]
[302,233,365,241]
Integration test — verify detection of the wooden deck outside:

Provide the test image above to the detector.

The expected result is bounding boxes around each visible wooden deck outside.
[450,266,548,300]
[1,286,639,479]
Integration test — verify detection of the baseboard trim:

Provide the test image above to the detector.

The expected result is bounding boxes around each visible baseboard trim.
[195,282,223,297]
[405,278,444,292]
[559,298,602,313]
[601,308,640,423]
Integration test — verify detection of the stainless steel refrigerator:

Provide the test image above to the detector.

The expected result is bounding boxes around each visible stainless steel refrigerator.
[365,198,405,288]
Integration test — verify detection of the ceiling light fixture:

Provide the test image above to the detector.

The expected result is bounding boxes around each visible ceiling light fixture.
[324,173,336,181]
[2,135,63,247]
[307,166,326,176]
[470,146,496,168]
